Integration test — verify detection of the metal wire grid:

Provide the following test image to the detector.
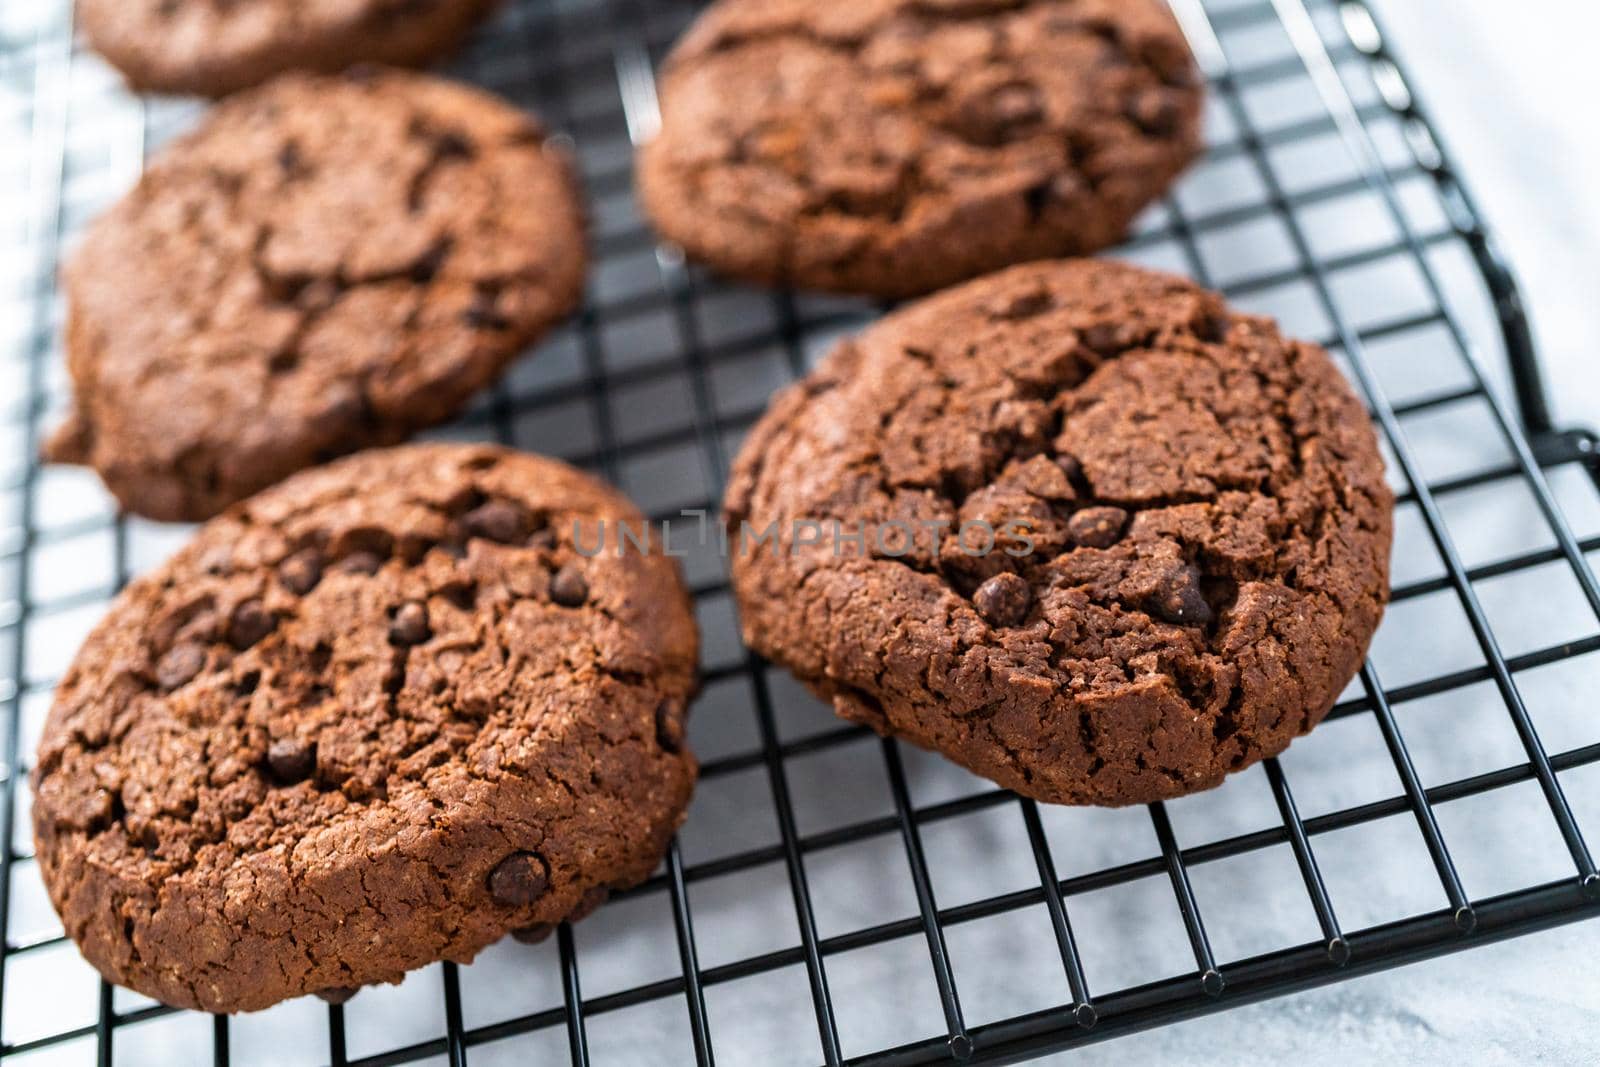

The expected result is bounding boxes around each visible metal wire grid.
[2,0,1600,1063]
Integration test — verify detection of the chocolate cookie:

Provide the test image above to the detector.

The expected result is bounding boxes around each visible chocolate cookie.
[637,0,1202,298]
[725,261,1392,806]
[45,70,587,522]
[31,444,698,1013]
[80,0,499,97]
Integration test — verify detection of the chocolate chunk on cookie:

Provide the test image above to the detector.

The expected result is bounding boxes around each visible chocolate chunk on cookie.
[638,0,1202,297]
[31,444,699,1013]
[81,0,500,97]
[725,260,1392,806]
[45,70,587,522]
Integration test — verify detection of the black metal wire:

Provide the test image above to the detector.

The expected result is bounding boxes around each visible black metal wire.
[1148,803,1226,998]
[558,923,593,1067]
[1,0,1598,1064]
[880,740,974,1062]
[1017,800,1098,1027]
[1261,759,1349,965]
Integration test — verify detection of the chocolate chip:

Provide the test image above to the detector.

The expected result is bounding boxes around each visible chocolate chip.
[409,238,450,284]
[463,499,531,543]
[987,286,1054,320]
[276,140,303,175]
[990,83,1044,127]
[278,548,323,595]
[1055,453,1083,482]
[511,923,555,945]
[316,987,359,1005]
[655,698,686,753]
[550,564,588,607]
[488,852,550,906]
[227,599,275,649]
[1197,313,1231,343]
[1067,506,1128,549]
[1025,173,1086,219]
[389,601,431,646]
[962,82,1044,144]
[156,642,206,690]
[336,551,383,576]
[973,572,1031,627]
[1127,87,1181,136]
[1149,564,1214,626]
[1081,323,1128,356]
[433,129,476,160]
[198,545,234,575]
[462,291,511,331]
[267,737,316,784]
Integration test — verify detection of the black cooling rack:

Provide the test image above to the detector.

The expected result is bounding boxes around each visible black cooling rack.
[3,0,1600,1064]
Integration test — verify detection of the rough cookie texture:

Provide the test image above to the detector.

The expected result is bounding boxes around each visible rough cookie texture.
[725,261,1392,805]
[46,70,587,522]
[637,0,1202,297]
[80,0,500,97]
[32,444,698,1013]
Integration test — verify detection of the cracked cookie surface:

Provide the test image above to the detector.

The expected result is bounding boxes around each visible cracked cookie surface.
[81,0,499,97]
[32,444,699,1012]
[637,0,1203,298]
[47,69,587,522]
[725,260,1392,805]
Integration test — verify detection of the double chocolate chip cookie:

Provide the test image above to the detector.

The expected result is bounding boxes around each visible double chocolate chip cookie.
[46,69,587,522]
[81,0,500,97]
[638,0,1203,297]
[32,444,698,1013]
[725,260,1392,806]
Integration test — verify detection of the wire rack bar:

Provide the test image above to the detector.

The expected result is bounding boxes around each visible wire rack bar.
[750,667,848,1066]
[1148,803,1226,997]
[1261,759,1349,965]
[1359,664,1475,929]
[1293,1,1596,607]
[1017,800,1097,1028]
[558,922,593,1067]
[881,739,974,1061]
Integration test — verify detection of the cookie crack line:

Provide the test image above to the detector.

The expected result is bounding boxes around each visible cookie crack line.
[740,299,1321,645]
[641,0,1201,297]
[31,445,699,1012]
[44,70,588,522]
[726,260,1392,805]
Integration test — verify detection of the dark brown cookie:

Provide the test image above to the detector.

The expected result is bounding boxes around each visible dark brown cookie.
[637,0,1202,297]
[31,444,699,1013]
[80,0,500,97]
[725,260,1392,806]
[45,70,587,522]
